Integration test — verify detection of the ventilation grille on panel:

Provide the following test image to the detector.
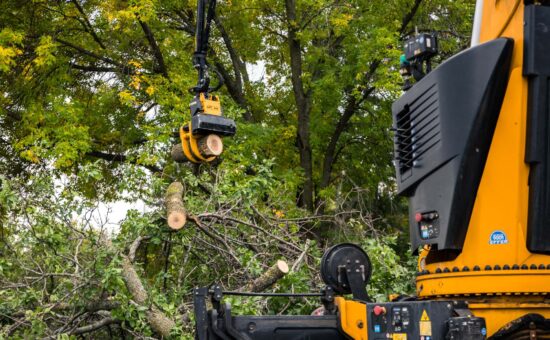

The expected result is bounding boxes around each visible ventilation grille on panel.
[394,84,441,177]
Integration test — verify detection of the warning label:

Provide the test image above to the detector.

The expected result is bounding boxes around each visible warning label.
[420,310,430,321]
[419,310,432,336]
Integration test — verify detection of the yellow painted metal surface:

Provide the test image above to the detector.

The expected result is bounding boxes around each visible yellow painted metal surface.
[179,124,216,163]
[469,299,550,336]
[417,271,550,296]
[411,0,550,336]
[418,0,550,298]
[335,297,367,340]
[199,93,222,116]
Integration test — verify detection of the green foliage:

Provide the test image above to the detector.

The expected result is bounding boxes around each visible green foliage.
[0,0,474,337]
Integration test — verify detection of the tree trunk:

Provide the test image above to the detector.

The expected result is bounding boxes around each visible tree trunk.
[319,95,357,197]
[243,260,289,292]
[285,0,314,212]
[165,182,186,230]
[214,17,255,122]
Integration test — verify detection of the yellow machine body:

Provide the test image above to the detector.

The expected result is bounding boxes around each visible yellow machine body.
[413,0,550,336]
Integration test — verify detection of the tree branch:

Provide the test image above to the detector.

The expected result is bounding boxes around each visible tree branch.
[70,317,119,335]
[70,0,107,49]
[400,0,423,34]
[69,63,120,73]
[138,20,169,78]
[55,38,126,70]
[102,237,176,338]
[86,151,162,174]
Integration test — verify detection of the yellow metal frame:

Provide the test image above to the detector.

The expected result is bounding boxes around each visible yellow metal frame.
[417,0,550,298]
[198,93,222,116]
[179,122,216,164]
[411,0,550,337]
[335,297,367,340]
[469,298,550,336]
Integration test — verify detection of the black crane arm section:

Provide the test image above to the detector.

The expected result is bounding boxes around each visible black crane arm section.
[191,0,223,94]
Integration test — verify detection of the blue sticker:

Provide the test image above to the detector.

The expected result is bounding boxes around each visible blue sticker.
[374,324,381,333]
[481,328,487,336]
[489,230,509,245]
[422,230,429,239]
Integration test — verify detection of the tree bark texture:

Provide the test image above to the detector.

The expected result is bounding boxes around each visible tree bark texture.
[100,236,176,338]
[171,143,188,163]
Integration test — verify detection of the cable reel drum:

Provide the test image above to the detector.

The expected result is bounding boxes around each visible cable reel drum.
[320,243,372,301]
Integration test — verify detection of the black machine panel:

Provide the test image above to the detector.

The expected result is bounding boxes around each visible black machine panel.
[392,38,514,252]
[524,4,550,254]
[231,315,345,340]
[367,301,486,340]
[195,297,487,340]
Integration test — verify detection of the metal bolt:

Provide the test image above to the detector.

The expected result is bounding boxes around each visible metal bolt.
[357,320,364,329]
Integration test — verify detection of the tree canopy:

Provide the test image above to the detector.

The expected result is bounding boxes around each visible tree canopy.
[0,0,474,338]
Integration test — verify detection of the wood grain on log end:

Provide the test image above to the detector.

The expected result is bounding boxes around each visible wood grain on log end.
[276,259,289,274]
[165,182,186,230]
[198,134,223,156]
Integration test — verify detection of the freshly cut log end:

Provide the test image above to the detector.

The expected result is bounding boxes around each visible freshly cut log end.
[165,182,186,230]
[245,260,289,292]
[276,260,289,274]
[198,134,223,157]
[171,143,188,163]
[170,134,223,163]
[167,213,186,230]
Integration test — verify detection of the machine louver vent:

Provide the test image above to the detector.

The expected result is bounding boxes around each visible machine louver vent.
[394,84,441,177]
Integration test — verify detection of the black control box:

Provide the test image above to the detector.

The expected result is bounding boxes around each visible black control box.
[404,33,438,61]
[367,301,487,340]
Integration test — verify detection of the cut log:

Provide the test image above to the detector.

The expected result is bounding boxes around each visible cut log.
[165,182,186,230]
[197,134,223,157]
[171,134,223,162]
[244,260,289,292]
[102,237,176,338]
[171,143,188,163]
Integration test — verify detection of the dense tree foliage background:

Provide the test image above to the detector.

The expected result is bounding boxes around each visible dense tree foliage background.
[0,0,474,338]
